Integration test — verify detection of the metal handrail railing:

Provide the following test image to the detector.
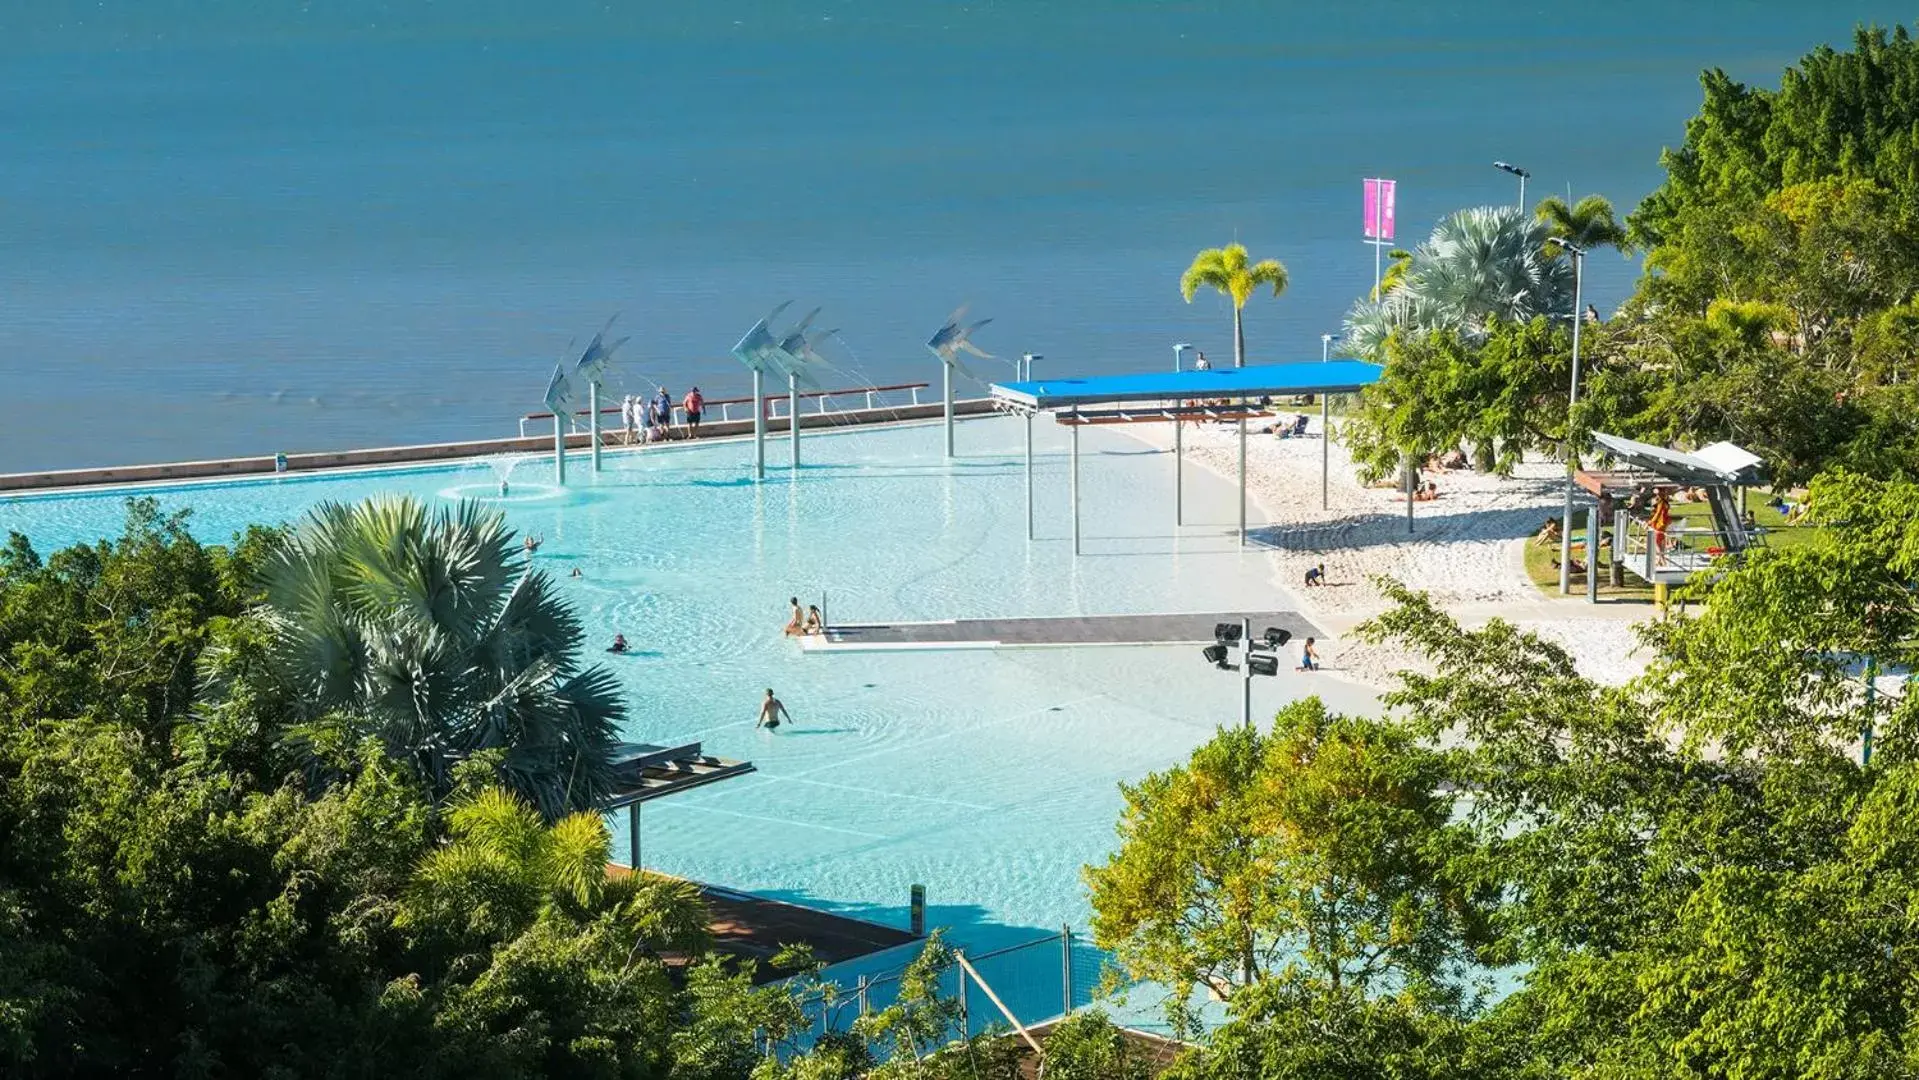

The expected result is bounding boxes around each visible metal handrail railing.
[518,381,930,436]
[1617,512,1748,580]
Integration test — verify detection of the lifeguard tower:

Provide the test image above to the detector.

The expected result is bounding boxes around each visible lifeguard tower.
[1575,432,1766,599]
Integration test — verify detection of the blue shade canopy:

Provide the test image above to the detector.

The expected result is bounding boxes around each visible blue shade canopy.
[990,360,1384,412]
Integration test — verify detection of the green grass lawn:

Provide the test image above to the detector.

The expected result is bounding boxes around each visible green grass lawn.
[1522,496,1823,601]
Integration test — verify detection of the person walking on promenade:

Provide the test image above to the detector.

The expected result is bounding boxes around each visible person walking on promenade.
[683,386,705,437]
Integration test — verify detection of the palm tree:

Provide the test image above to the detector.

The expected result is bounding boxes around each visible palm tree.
[1534,193,1631,255]
[1180,243,1289,368]
[400,786,711,953]
[257,495,624,819]
[1343,206,1574,361]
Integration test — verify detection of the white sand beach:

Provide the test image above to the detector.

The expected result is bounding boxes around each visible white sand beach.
[1121,413,1655,689]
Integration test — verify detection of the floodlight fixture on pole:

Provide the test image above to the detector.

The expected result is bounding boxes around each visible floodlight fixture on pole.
[1494,161,1531,212]
[927,306,994,460]
[542,364,572,486]
[1546,237,1588,596]
[1199,617,1272,727]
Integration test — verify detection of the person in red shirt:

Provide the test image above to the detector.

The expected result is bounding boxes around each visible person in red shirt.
[683,386,705,437]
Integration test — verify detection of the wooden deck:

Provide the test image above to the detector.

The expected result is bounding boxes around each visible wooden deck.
[609,865,916,982]
[804,610,1320,652]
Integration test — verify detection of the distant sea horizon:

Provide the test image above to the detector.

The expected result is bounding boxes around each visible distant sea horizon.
[1,2,1909,473]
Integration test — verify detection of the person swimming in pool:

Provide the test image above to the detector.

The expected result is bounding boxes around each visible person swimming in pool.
[757,688,792,730]
[609,633,629,654]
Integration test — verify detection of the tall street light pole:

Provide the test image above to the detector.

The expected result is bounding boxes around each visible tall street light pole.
[1173,342,1192,372]
[1320,333,1337,509]
[1548,237,1587,596]
[1494,161,1531,213]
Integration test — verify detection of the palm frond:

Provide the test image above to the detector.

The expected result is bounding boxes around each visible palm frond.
[1179,247,1232,301]
[541,812,613,909]
[1345,205,1574,357]
[256,494,618,820]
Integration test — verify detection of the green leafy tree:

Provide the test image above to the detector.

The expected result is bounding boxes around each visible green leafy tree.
[1343,317,1576,480]
[1036,1010,1156,1080]
[1179,243,1289,369]
[1355,569,1919,1078]
[1632,24,1919,249]
[257,495,623,819]
[1085,701,1490,1032]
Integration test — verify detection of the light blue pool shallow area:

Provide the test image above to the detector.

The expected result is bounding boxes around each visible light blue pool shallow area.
[0,416,1376,996]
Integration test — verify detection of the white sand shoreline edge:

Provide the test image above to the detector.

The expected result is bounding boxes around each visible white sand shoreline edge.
[1112,414,1654,691]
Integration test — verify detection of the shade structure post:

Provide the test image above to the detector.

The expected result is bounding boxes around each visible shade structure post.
[1321,396,1330,510]
[1237,417,1247,549]
[553,414,567,486]
[626,802,640,870]
[589,382,601,472]
[1070,414,1081,556]
[789,372,800,471]
[1174,413,1184,527]
[1586,507,1600,603]
[1024,412,1035,540]
[752,368,766,481]
[943,361,954,458]
[1559,250,1586,595]
[1405,454,1415,534]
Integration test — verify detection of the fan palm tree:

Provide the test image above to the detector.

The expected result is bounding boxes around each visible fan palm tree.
[1180,243,1289,368]
[1534,193,1632,255]
[1343,206,1574,361]
[257,495,624,819]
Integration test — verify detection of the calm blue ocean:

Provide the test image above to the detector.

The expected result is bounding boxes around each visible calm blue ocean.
[0,2,1906,471]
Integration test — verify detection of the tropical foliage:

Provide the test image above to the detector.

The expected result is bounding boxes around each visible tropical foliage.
[1533,192,1630,255]
[1179,243,1289,368]
[1347,24,1919,486]
[258,495,624,819]
[1099,483,1919,1075]
[1086,700,1489,1033]
[1341,316,1576,481]
[0,504,1110,1078]
[1342,206,1573,363]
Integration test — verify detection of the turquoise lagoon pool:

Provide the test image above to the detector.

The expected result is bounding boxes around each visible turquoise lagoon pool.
[0,417,1375,990]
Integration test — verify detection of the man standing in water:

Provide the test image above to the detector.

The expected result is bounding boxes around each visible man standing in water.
[757,688,793,730]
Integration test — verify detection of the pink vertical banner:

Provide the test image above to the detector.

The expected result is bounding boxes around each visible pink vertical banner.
[1362,178,1397,241]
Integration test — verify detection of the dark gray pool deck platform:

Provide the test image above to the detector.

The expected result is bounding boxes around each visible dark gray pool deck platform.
[609,866,917,982]
[804,610,1321,652]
